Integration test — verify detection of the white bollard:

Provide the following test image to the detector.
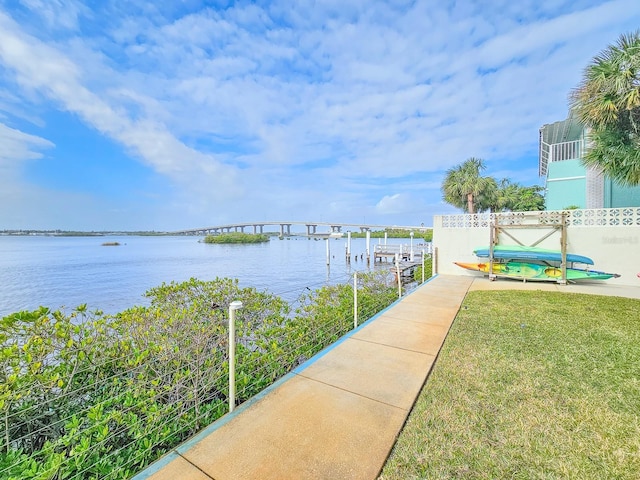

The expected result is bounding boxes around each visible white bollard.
[228,301,243,413]
[410,231,414,262]
[326,238,330,265]
[366,230,371,264]
[395,253,402,298]
[353,272,358,329]
[432,247,438,276]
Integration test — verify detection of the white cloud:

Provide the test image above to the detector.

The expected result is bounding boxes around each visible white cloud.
[375,193,414,215]
[0,122,53,177]
[18,0,87,30]
[0,10,239,200]
[0,0,639,228]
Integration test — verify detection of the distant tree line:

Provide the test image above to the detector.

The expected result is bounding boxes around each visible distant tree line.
[349,228,433,241]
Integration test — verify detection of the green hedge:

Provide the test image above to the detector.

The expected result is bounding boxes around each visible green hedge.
[0,273,396,479]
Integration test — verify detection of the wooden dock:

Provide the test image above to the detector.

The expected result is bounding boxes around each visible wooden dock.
[373,243,432,262]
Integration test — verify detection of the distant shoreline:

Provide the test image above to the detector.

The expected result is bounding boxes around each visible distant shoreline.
[0,230,172,237]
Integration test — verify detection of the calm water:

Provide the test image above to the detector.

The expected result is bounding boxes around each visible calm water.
[0,235,414,317]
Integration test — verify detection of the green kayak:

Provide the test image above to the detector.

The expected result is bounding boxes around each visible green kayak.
[455,261,620,281]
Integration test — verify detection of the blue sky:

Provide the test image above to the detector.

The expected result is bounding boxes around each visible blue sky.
[1,0,639,231]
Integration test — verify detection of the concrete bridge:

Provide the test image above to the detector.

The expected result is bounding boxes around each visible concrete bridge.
[172,221,427,237]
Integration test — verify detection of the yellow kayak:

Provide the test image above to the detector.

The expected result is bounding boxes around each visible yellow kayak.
[454,261,619,281]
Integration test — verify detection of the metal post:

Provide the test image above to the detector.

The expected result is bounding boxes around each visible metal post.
[395,253,402,298]
[384,232,387,245]
[410,231,414,262]
[432,246,438,276]
[560,214,567,285]
[421,249,425,283]
[347,231,351,262]
[353,272,358,329]
[366,230,371,264]
[326,238,330,265]
[488,221,496,281]
[228,301,243,413]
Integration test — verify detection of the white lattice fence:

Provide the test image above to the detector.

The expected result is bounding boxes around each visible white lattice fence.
[434,208,640,285]
[440,208,640,228]
[565,208,640,226]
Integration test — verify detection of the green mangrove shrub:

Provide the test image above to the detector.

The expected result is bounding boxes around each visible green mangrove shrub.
[413,256,434,283]
[0,279,289,479]
[282,270,398,367]
[203,233,270,244]
[0,273,397,479]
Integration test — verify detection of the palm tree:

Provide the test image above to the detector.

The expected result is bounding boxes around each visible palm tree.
[475,176,499,212]
[442,158,494,213]
[494,178,521,211]
[570,31,640,186]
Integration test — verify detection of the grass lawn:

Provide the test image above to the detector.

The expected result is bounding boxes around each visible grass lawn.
[380,290,640,479]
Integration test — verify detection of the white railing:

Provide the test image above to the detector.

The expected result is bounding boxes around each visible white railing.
[550,139,583,162]
[373,243,432,256]
[439,208,640,228]
[539,139,584,176]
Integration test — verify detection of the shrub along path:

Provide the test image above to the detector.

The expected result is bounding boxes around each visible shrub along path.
[134,274,474,480]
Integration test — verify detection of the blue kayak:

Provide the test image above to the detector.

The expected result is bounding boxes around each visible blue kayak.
[473,245,594,265]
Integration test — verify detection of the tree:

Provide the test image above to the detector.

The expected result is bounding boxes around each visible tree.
[494,180,545,212]
[570,31,640,186]
[442,158,496,213]
[475,176,499,213]
[442,159,545,213]
[495,179,521,211]
[510,185,545,211]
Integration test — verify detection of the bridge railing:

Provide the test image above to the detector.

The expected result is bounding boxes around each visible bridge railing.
[173,222,428,236]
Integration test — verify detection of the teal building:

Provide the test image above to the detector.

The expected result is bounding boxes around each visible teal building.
[539,115,640,210]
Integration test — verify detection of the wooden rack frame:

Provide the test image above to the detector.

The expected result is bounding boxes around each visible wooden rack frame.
[488,212,568,284]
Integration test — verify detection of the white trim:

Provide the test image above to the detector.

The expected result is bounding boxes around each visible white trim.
[547,176,586,182]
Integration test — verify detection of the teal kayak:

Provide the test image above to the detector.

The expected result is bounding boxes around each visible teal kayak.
[473,245,594,265]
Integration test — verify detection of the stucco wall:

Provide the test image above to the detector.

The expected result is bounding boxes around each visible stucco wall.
[608,181,640,208]
[546,159,586,210]
[433,209,640,286]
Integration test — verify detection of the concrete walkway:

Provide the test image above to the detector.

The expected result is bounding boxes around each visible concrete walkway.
[135,274,640,480]
[134,274,474,480]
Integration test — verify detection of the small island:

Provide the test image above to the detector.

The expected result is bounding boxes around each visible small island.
[101,241,121,246]
[203,232,270,244]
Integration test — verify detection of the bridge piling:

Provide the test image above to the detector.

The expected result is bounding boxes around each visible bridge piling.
[171,221,428,237]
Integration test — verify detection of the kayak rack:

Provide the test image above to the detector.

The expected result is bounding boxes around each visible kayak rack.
[488,212,569,285]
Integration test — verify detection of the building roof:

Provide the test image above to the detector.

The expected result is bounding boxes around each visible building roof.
[540,115,583,144]
[539,113,585,176]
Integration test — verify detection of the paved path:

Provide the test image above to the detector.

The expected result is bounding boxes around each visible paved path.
[134,274,474,480]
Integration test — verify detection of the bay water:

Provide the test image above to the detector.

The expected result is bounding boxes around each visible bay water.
[0,235,415,317]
